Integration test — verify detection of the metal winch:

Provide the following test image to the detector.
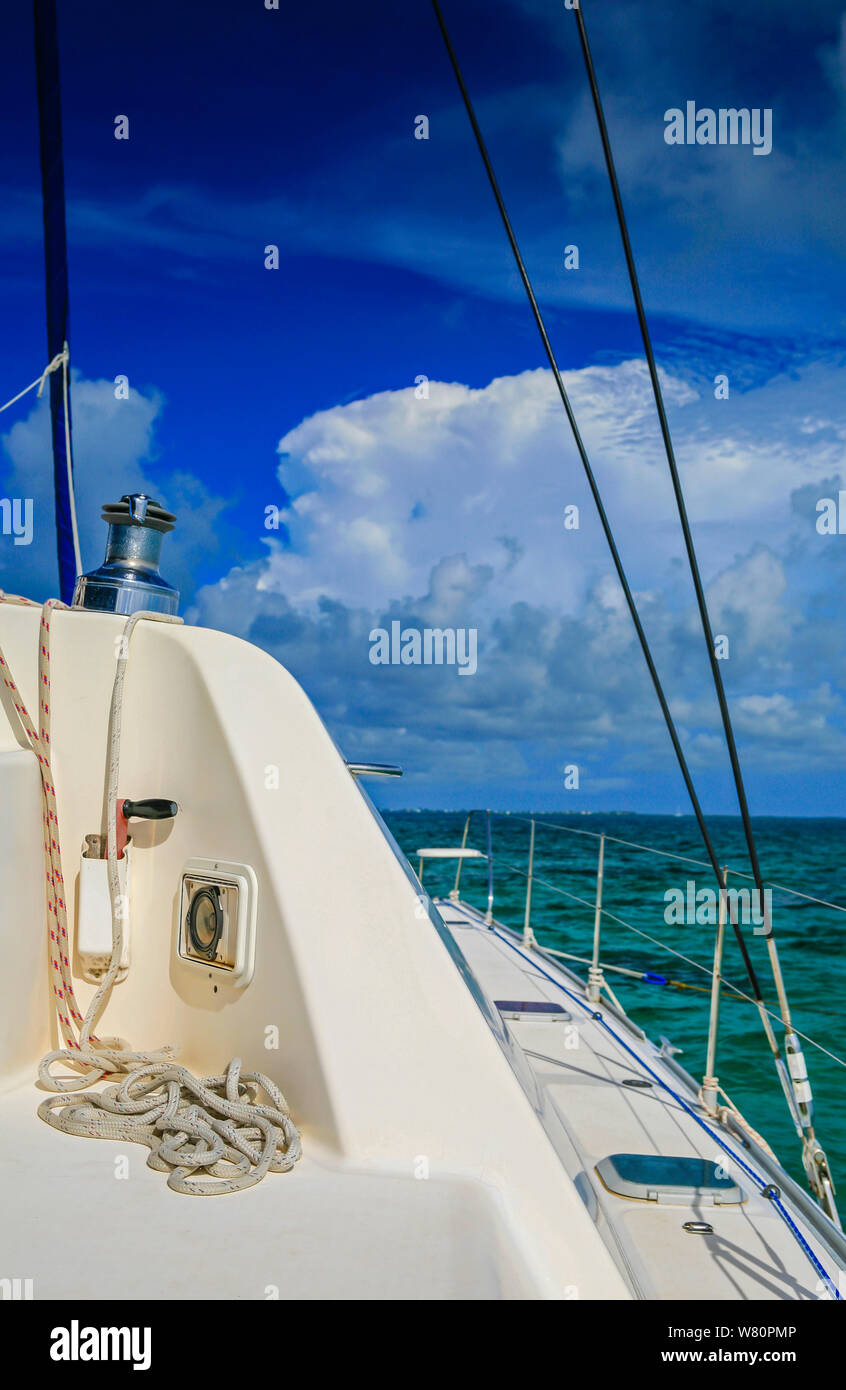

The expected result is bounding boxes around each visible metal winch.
[72,493,179,615]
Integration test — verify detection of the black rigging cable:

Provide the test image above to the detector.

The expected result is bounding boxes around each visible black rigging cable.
[427,0,770,1011]
[571,4,772,928]
[570,12,845,1205]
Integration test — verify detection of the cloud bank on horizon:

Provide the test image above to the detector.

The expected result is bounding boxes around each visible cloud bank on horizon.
[3,351,846,812]
[181,356,846,812]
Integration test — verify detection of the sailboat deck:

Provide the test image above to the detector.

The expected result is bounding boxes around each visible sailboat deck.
[0,1081,533,1301]
[437,897,843,1301]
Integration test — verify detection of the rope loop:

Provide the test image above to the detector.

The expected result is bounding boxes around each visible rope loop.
[0,349,68,415]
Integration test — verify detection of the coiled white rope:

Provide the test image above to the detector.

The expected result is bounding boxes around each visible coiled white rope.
[38,1058,302,1195]
[0,594,301,1194]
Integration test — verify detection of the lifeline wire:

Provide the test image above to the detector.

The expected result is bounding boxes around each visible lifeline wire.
[491,849,846,1061]
[506,811,846,912]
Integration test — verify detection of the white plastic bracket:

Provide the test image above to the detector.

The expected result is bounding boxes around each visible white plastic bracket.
[77,846,130,983]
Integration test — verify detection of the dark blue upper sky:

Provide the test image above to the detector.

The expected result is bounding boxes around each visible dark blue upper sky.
[3,0,846,815]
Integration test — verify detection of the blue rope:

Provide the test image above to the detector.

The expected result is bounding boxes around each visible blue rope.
[489,925,842,1300]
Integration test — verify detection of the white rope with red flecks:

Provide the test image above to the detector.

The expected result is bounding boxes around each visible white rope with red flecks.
[0,592,90,1054]
[0,592,301,1193]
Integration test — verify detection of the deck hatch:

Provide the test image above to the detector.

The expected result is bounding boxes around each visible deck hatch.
[595,1154,745,1206]
[495,1000,572,1021]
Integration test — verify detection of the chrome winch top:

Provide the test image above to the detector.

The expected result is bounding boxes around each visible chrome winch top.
[72,493,179,616]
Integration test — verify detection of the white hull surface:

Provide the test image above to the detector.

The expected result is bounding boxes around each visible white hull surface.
[0,601,842,1300]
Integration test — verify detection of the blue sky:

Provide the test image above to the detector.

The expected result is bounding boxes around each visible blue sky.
[3,0,846,814]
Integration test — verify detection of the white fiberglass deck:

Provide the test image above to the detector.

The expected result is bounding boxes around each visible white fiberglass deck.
[437,898,844,1301]
[0,1081,536,1301]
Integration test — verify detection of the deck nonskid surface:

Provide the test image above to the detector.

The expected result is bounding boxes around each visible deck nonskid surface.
[0,1082,528,1301]
[438,898,839,1301]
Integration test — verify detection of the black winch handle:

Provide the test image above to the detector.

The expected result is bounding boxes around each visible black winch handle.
[122,798,179,821]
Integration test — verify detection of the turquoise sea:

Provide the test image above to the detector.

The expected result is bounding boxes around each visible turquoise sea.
[385,811,846,1195]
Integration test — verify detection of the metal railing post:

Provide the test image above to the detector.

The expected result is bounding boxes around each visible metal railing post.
[450,811,473,901]
[484,809,494,925]
[522,818,536,947]
[702,866,728,1114]
[587,833,605,1003]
